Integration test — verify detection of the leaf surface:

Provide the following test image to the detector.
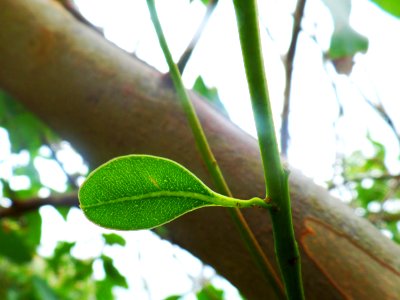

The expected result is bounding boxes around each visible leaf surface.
[370,0,400,18]
[79,155,266,230]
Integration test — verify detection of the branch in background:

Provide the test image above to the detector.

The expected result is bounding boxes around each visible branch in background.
[306,28,399,151]
[58,0,104,35]
[349,79,400,147]
[364,97,400,148]
[280,0,307,158]
[345,173,400,183]
[329,172,400,191]
[176,0,218,74]
[0,193,78,218]
[368,211,400,224]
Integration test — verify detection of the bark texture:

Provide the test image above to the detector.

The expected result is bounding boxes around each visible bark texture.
[1,0,400,298]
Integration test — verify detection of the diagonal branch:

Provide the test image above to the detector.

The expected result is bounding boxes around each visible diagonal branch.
[281,0,307,158]
[177,0,218,74]
[58,0,104,34]
[365,99,400,148]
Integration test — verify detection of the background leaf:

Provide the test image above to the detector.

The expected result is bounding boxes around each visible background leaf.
[101,255,128,288]
[196,283,224,300]
[322,0,369,74]
[370,0,400,18]
[0,223,32,263]
[32,276,59,300]
[102,233,126,246]
[328,27,368,59]
[193,76,229,119]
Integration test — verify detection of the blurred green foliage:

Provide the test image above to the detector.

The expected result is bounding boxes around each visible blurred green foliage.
[164,283,231,300]
[0,90,126,299]
[334,135,400,243]
[0,89,237,298]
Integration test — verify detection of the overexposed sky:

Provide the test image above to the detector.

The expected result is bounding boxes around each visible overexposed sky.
[75,0,400,182]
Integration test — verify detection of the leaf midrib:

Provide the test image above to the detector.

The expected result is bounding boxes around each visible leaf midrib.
[80,190,215,209]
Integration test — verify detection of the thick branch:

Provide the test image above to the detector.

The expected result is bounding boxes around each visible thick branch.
[1,0,400,299]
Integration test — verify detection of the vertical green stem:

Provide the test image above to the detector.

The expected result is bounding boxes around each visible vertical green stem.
[232,1,305,299]
[146,0,284,297]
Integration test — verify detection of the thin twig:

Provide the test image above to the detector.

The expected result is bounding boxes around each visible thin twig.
[58,0,104,34]
[177,0,219,74]
[281,0,307,159]
[348,78,400,147]
[364,97,400,148]
[0,193,78,218]
[345,173,400,183]
[368,211,400,224]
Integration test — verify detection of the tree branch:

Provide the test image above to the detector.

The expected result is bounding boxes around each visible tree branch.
[280,0,307,158]
[177,0,218,74]
[57,0,104,34]
[365,98,400,148]
[0,194,78,218]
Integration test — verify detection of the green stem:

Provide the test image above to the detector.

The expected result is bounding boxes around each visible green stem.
[146,0,284,297]
[232,1,305,299]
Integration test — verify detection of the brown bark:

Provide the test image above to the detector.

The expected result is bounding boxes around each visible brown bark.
[1,0,400,298]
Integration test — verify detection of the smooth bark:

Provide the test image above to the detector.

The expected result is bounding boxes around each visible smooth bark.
[1,0,400,298]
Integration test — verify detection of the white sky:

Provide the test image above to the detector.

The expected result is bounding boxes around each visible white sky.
[76,0,400,183]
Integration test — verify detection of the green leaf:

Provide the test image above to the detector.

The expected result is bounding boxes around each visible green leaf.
[370,0,400,18]
[164,296,183,300]
[322,0,369,59]
[196,284,224,300]
[32,276,59,300]
[0,224,32,263]
[190,0,210,5]
[48,242,75,273]
[193,76,229,119]
[0,89,60,157]
[101,255,128,288]
[79,155,267,230]
[95,278,114,300]
[23,211,42,250]
[56,206,71,221]
[102,233,126,246]
[328,26,369,59]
